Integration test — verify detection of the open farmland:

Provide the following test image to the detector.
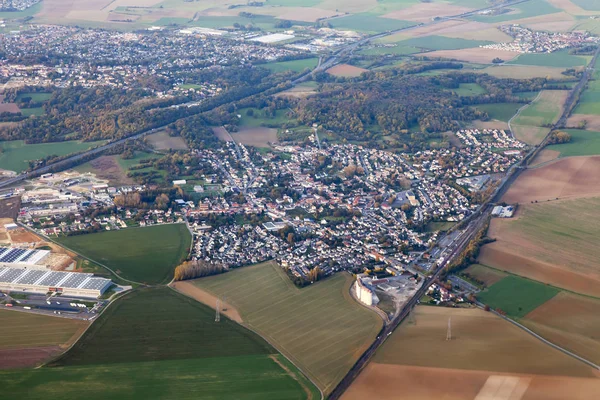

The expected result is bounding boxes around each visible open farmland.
[418,47,520,64]
[4,287,316,400]
[508,51,590,68]
[326,64,368,78]
[0,140,105,174]
[0,310,88,369]
[398,35,493,51]
[509,90,568,145]
[189,261,382,394]
[480,197,600,297]
[330,13,415,33]
[381,3,472,23]
[476,275,559,318]
[463,263,507,287]
[546,129,600,157]
[146,130,188,150]
[57,224,191,284]
[372,306,595,376]
[475,103,521,122]
[523,292,600,365]
[263,58,319,73]
[469,0,561,23]
[478,64,571,79]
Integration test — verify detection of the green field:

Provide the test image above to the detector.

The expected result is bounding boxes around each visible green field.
[508,51,590,68]
[0,140,105,173]
[0,310,86,350]
[2,288,316,400]
[238,108,291,128]
[572,0,600,10]
[469,0,560,23]
[20,107,45,116]
[0,2,41,19]
[477,275,559,318]
[192,261,382,394]
[57,224,191,284]
[546,129,600,157]
[263,58,319,73]
[398,35,492,51]
[573,70,600,115]
[330,14,415,33]
[475,103,521,122]
[454,83,487,96]
[15,92,52,102]
[359,45,420,56]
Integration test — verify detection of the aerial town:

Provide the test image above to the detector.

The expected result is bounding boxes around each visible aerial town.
[0,0,39,11]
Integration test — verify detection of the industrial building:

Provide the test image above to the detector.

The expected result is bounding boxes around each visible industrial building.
[354,274,380,307]
[0,266,112,298]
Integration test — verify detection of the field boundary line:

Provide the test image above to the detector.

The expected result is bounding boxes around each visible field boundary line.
[478,304,600,371]
[38,288,137,368]
[167,284,325,400]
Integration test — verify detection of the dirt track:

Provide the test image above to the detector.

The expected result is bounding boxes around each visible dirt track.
[170,281,243,323]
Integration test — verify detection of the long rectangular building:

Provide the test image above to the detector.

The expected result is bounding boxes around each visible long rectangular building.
[0,266,112,298]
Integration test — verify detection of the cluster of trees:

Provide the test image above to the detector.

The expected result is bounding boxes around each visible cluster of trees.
[547,130,572,144]
[173,260,225,281]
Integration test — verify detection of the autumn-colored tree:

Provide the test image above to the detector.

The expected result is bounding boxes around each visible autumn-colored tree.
[173,260,225,281]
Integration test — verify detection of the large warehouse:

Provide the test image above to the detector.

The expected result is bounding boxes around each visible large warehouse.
[0,266,113,298]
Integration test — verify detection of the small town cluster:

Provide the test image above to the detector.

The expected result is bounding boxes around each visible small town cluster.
[14,128,526,283]
[482,24,599,53]
[0,0,38,11]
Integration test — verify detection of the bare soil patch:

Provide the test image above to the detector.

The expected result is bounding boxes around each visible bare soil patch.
[382,3,472,23]
[8,228,42,244]
[529,149,560,167]
[503,156,600,203]
[0,346,62,369]
[326,64,368,77]
[0,103,20,114]
[212,126,230,141]
[472,119,509,131]
[422,48,520,64]
[146,130,188,151]
[523,292,600,365]
[0,198,21,220]
[567,114,600,131]
[374,306,594,377]
[170,281,243,324]
[276,86,317,99]
[344,364,600,400]
[87,155,133,186]
[231,127,278,147]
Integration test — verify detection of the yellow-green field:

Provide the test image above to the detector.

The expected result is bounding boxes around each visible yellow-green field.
[189,261,382,394]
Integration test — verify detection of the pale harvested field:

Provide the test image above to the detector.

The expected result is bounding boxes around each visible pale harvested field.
[372,306,595,377]
[211,126,230,141]
[529,149,560,167]
[472,119,509,131]
[319,0,377,13]
[276,8,339,22]
[230,127,278,147]
[171,281,243,323]
[65,10,110,22]
[479,65,571,80]
[38,0,112,19]
[480,196,600,296]
[326,64,368,77]
[381,19,511,42]
[382,3,472,23]
[146,130,188,151]
[504,12,576,32]
[503,156,600,203]
[275,86,317,99]
[523,292,600,365]
[422,48,520,64]
[343,364,600,400]
[0,103,20,114]
[567,114,600,131]
[107,12,141,22]
[511,125,549,145]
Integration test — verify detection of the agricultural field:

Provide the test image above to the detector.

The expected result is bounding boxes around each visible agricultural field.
[420,47,520,64]
[480,196,600,297]
[509,90,568,145]
[189,261,382,394]
[478,64,571,79]
[474,103,521,122]
[75,152,162,186]
[276,81,319,99]
[2,288,317,400]
[146,130,188,151]
[372,306,594,376]
[508,51,590,68]
[326,64,368,78]
[263,58,319,74]
[469,0,561,23]
[56,224,191,284]
[329,14,415,33]
[0,140,106,173]
[397,35,492,51]
[573,70,600,115]
[462,263,507,287]
[0,309,88,369]
[570,0,600,11]
[452,83,487,96]
[476,275,559,318]
[546,129,600,157]
[522,292,600,365]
